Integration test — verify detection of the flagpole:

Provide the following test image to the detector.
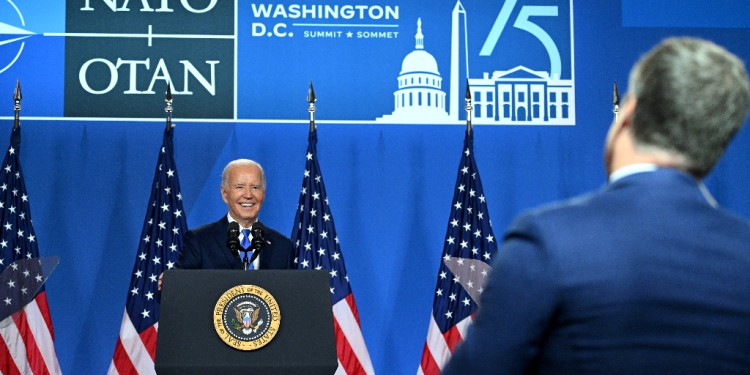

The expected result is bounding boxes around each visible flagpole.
[13,79,21,131]
[165,83,173,133]
[465,79,472,133]
[613,80,620,123]
[308,80,316,133]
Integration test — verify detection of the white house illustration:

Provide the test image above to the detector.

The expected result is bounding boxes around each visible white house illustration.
[469,66,575,125]
[377,18,450,123]
[376,1,576,125]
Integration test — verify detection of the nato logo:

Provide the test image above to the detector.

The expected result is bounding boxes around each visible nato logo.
[378,0,575,125]
[63,0,236,119]
[0,0,33,75]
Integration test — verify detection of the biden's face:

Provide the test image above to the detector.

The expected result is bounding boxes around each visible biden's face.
[221,164,265,228]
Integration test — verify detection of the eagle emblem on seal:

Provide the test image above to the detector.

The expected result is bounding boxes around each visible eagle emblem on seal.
[233,301,264,334]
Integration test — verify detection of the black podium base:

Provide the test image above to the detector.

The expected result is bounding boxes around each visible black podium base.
[155,270,337,375]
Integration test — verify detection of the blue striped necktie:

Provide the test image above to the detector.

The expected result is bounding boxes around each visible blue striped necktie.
[241,229,254,270]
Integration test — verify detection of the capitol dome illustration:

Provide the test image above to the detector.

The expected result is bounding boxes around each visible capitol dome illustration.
[377,18,450,123]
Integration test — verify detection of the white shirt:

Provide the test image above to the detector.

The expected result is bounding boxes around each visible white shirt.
[608,163,658,184]
[227,214,260,269]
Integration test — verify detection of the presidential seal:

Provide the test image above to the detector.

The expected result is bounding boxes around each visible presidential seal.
[214,285,281,350]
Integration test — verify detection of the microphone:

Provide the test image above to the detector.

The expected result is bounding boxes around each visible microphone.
[248,221,266,264]
[226,221,241,261]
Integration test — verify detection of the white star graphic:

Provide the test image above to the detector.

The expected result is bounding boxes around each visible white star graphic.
[332,252,341,260]
[141,309,150,318]
[130,287,138,295]
[445,310,453,318]
[161,203,169,212]
[446,237,455,245]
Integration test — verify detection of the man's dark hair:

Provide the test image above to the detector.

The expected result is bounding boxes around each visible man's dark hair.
[628,37,750,178]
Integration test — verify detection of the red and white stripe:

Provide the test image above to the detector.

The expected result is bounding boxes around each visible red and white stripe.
[332,293,375,375]
[417,314,473,375]
[0,292,62,375]
[107,310,158,375]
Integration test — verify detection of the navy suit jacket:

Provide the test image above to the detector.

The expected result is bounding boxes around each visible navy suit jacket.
[176,216,294,270]
[443,169,750,375]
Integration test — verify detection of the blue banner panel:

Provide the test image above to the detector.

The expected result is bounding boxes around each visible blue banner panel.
[622,0,750,28]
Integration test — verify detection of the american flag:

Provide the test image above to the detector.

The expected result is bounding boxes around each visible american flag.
[418,130,499,375]
[291,129,376,375]
[108,127,187,375]
[0,126,62,374]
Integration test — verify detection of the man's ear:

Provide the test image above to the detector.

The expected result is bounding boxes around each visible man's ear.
[619,96,636,130]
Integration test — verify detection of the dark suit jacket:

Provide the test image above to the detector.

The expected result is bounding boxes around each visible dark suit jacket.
[443,169,750,375]
[176,216,294,270]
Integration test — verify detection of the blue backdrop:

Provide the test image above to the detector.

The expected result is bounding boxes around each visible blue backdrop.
[2,0,750,373]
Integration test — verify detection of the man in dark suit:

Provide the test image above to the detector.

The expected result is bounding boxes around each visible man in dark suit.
[443,38,750,374]
[176,159,294,270]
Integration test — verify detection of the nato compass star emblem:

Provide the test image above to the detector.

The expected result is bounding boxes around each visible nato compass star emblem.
[0,0,34,74]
